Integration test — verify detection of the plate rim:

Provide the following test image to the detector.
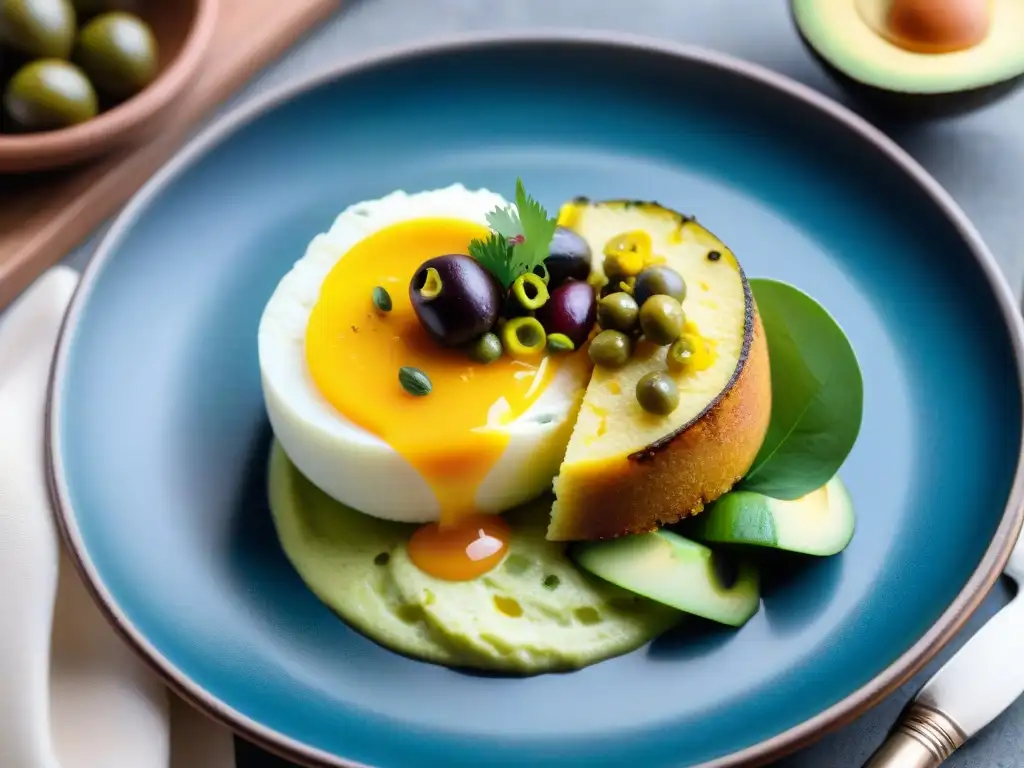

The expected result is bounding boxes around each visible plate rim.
[44,28,1024,768]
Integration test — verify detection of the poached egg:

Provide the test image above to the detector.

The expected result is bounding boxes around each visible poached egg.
[257,185,590,580]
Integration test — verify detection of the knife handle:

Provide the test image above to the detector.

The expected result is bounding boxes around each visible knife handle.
[865,572,1024,768]
[863,702,966,767]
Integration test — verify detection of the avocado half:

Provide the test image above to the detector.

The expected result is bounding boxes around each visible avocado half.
[792,0,1024,117]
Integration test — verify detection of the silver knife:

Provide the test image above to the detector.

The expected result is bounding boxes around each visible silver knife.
[864,538,1024,767]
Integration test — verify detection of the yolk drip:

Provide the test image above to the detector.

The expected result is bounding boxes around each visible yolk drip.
[407,514,512,581]
[305,217,561,581]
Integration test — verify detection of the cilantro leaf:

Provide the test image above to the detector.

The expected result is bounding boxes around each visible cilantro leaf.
[510,178,558,278]
[468,231,516,289]
[486,205,524,242]
[468,179,558,290]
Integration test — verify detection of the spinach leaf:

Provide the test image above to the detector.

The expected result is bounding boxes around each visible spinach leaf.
[738,278,863,500]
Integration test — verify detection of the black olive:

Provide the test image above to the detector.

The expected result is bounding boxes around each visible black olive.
[545,226,592,287]
[409,254,501,347]
[534,280,597,348]
[501,289,532,320]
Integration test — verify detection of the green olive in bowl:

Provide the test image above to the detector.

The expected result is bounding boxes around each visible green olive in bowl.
[3,58,97,130]
[0,0,77,59]
[73,10,157,100]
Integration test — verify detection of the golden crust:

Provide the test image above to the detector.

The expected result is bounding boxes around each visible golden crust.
[547,312,771,541]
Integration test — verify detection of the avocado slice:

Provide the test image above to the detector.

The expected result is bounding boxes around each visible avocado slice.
[571,531,760,627]
[688,475,855,557]
[792,0,1024,116]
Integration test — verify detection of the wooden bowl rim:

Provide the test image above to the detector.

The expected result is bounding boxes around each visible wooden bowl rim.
[0,0,220,160]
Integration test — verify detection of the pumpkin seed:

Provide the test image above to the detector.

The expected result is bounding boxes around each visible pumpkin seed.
[398,366,432,396]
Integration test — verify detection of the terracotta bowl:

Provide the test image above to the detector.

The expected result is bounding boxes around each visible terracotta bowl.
[0,0,219,174]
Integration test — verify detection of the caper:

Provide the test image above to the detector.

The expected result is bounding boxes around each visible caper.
[502,316,547,358]
[597,292,639,332]
[468,332,502,364]
[634,266,686,306]
[588,329,632,369]
[639,295,685,346]
[666,336,695,372]
[636,371,679,415]
[511,271,549,311]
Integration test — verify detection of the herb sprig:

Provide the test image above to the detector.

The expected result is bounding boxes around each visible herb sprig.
[468,179,559,290]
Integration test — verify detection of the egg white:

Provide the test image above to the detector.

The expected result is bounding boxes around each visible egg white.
[257,185,589,523]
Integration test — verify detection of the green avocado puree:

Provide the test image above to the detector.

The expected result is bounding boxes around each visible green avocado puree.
[267,441,680,673]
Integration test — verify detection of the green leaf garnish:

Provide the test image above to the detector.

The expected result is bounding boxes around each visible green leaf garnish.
[737,278,863,500]
[472,178,558,289]
[510,178,558,277]
[486,206,524,242]
[468,232,516,289]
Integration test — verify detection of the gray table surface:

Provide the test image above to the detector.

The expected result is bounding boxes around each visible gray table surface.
[55,1,1024,766]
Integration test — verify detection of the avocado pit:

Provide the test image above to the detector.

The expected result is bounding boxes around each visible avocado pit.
[862,0,991,54]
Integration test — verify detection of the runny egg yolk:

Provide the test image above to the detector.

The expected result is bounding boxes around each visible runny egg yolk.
[305,217,562,581]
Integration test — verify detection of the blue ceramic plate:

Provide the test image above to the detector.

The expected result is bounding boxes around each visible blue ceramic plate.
[48,32,1024,768]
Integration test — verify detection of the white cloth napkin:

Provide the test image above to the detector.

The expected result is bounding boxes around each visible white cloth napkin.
[0,267,236,768]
